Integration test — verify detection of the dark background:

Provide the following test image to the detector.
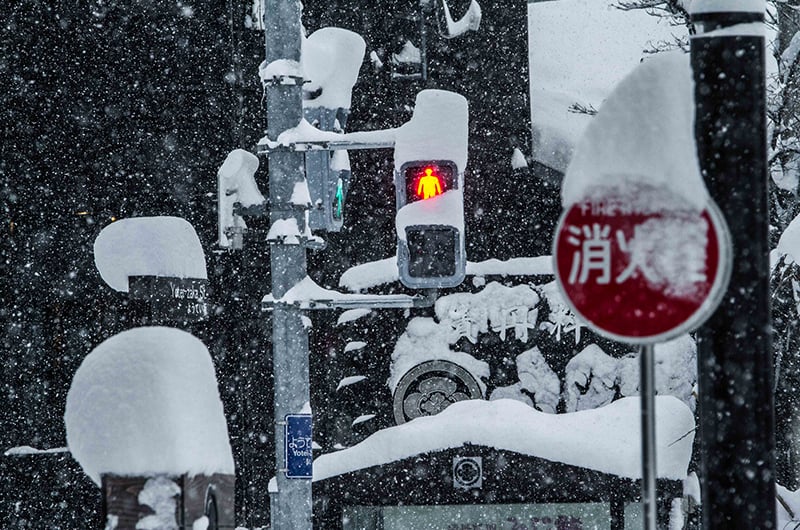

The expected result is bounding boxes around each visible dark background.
[0,0,568,527]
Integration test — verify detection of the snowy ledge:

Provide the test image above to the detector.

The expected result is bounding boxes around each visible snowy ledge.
[313,397,694,483]
[339,256,553,292]
[263,276,431,310]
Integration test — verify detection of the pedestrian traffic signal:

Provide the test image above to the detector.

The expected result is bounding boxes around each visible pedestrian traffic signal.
[403,163,455,202]
[396,160,465,289]
[393,90,468,289]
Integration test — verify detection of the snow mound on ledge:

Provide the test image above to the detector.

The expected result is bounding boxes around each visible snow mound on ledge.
[314,396,694,481]
[65,327,234,485]
[94,216,207,292]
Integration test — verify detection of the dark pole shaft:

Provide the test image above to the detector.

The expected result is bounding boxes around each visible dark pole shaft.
[640,344,657,530]
[691,4,777,529]
[264,0,312,528]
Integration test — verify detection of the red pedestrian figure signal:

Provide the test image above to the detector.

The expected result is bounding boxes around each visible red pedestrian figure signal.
[404,163,453,204]
[417,167,443,199]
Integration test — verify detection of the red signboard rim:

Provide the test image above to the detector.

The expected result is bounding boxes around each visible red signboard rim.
[552,200,732,345]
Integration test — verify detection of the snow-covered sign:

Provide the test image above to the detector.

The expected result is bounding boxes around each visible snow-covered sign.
[554,52,731,344]
[94,216,207,292]
[555,189,730,343]
[64,327,234,485]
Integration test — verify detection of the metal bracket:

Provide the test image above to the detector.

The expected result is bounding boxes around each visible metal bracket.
[262,74,306,87]
[256,137,395,155]
[262,290,435,311]
[266,234,326,251]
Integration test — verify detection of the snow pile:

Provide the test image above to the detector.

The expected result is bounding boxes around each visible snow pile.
[562,51,707,210]
[339,257,398,291]
[435,282,540,343]
[777,484,800,528]
[65,327,234,485]
[440,0,482,38]
[339,256,552,292]
[528,0,685,171]
[336,308,372,325]
[314,397,695,481]
[136,476,180,530]
[389,317,490,394]
[303,28,365,110]
[565,337,697,412]
[490,347,560,413]
[94,217,207,292]
[395,189,465,241]
[394,90,468,174]
[565,344,619,412]
[774,213,800,265]
[690,0,765,14]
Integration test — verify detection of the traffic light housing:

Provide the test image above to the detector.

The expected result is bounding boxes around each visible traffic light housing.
[396,160,465,289]
[394,90,468,289]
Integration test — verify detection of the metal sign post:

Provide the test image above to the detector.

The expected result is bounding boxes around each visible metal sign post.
[639,344,657,530]
[553,188,732,530]
[263,0,312,528]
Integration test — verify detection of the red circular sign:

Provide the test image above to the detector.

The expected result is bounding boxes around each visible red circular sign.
[553,194,731,344]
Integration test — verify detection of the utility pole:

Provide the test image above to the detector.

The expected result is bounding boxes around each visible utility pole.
[691,1,777,528]
[263,0,312,528]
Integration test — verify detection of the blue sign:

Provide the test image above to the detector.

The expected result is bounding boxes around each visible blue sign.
[285,414,313,479]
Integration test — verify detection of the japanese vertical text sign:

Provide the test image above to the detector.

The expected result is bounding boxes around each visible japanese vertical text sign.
[285,414,313,479]
[553,190,731,344]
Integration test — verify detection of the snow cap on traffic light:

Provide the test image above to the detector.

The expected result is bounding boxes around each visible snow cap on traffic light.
[394,90,469,176]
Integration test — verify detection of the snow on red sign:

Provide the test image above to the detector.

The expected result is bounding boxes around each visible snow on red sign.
[553,189,731,344]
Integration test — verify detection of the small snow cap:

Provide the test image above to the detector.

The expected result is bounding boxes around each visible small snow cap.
[394,90,469,174]
[303,28,366,110]
[65,327,234,485]
[688,0,765,15]
[94,216,207,292]
[775,213,800,265]
[562,51,708,210]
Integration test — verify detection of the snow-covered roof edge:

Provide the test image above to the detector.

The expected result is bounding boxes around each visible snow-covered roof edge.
[313,397,694,482]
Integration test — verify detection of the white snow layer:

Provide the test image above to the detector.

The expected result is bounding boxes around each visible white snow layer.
[339,256,552,292]
[94,216,207,292]
[441,0,482,38]
[562,51,708,210]
[393,89,469,174]
[303,27,365,110]
[64,327,234,485]
[395,189,465,241]
[775,213,800,265]
[389,316,490,394]
[314,397,694,481]
[690,0,765,14]
[336,308,372,325]
[528,0,686,172]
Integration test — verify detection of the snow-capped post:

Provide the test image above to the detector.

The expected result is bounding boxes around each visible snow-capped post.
[690,1,778,528]
[302,28,365,232]
[93,217,209,325]
[64,328,235,530]
[262,0,313,528]
[553,51,734,530]
[394,89,468,289]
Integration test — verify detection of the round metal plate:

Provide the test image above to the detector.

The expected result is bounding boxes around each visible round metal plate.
[392,359,483,425]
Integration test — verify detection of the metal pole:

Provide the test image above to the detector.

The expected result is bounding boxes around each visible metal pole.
[263,1,312,528]
[640,344,657,530]
[691,2,777,528]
